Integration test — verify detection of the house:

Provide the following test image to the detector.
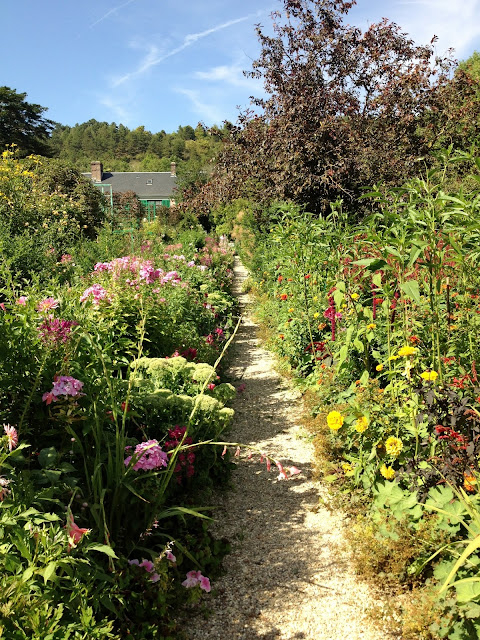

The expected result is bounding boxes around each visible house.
[83,161,178,220]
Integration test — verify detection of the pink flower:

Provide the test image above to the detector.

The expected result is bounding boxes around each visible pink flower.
[288,466,301,477]
[165,550,176,563]
[124,440,168,471]
[3,424,18,452]
[36,297,59,313]
[207,383,216,391]
[182,570,202,588]
[221,445,228,457]
[139,559,155,573]
[38,316,77,346]
[66,512,90,550]
[0,303,6,312]
[182,570,211,591]
[42,391,56,405]
[276,461,288,480]
[60,254,73,264]
[16,296,28,305]
[150,572,161,583]
[80,284,112,305]
[199,576,211,592]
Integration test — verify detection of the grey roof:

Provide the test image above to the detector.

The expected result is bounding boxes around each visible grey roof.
[82,171,177,200]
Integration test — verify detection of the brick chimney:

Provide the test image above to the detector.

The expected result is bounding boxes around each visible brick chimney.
[170,161,176,177]
[91,161,103,182]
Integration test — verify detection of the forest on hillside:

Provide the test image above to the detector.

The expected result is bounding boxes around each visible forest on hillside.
[49,120,229,195]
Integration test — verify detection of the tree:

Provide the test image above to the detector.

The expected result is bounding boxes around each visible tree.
[0,86,55,156]
[190,0,480,217]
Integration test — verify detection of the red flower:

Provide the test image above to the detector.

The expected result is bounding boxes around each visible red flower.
[66,512,90,551]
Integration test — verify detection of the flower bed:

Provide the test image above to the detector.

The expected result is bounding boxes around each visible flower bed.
[0,231,239,637]
[243,152,480,638]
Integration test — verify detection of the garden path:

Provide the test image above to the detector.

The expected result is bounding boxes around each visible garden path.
[184,256,388,640]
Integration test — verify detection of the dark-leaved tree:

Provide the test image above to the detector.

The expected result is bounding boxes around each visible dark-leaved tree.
[0,86,55,156]
[188,0,480,218]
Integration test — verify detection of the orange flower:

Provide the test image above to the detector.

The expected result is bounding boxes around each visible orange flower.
[280,293,288,300]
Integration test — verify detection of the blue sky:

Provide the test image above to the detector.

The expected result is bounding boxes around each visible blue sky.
[2,0,480,134]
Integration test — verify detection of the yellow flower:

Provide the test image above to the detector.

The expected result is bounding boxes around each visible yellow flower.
[327,411,344,431]
[388,355,398,361]
[380,464,395,480]
[351,293,359,300]
[313,296,318,302]
[420,371,438,381]
[385,436,403,457]
[288,307,295,313]
[313,312,320,318]
[342,462,354,475]
[397,346,417,357]
[376,364,384,372]
[367,323,376,330]
[355,416,369,433]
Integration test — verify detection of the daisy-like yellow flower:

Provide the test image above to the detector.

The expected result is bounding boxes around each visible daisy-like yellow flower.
[342,462,353,472]
[354,416,369,433]
[385,436,403,457]
[313,312,320,318]
[327,411,344,431]
[376,364,384,372]
[366,323,376,330]
[388,355,399,361]
[288,307,295,313]
[380,464,395,480]
[420,371,438,382]
[351,293,359,300]
[397,346,417,357]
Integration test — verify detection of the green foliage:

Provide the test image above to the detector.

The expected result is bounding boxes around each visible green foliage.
[0,87,54,157]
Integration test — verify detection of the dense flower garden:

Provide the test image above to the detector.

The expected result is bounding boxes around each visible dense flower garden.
[238,151,480,638]
[0,186,241,638]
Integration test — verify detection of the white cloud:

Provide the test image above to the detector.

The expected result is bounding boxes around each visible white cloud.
[98,95,133,125]
[194,64,257,89]
[391,0,480,57]
[111,12,261,87]
[175,88,225,124]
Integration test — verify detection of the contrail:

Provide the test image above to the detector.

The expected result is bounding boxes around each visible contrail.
[112,13,259,87]
[88,0,138,30]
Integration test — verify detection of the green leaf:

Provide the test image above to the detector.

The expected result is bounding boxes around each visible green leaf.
[400,280,421,305]
[353,338,364,352]
[42,561,57,584]
[38,447,58,469]
[323,474,338,483]
[454,579,480,603]
[353,258,387,271]
[85,543,118,559]
[22,566,34,582]
[440,534,480,593]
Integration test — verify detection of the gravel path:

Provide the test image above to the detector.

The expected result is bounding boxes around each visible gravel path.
[184,256,387,640]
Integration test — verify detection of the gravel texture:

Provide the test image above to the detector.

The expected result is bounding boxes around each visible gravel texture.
[183,256,387,640]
